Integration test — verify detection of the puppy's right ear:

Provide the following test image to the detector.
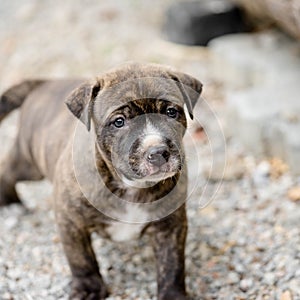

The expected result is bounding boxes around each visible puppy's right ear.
[65,80,101,131]
[168,72,203,120]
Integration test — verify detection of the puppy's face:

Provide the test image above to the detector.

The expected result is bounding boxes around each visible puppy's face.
[65,63,203,185]
[97,99,187,184]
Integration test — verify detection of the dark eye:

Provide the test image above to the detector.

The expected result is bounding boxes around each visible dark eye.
[113,117,125,128]
[166,107,178,118]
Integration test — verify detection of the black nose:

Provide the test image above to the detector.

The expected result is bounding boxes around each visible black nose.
[146,146,170,167]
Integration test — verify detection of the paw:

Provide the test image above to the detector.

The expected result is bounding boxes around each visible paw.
[70,289,107,300]
[69,275,109,300]
[159,290,189,300]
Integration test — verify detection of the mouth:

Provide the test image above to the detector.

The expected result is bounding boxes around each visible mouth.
[144,160,180,176]
[144,170,177,182]
[124,160,181,184]
[145,164,161,176]
[121,170,177,188]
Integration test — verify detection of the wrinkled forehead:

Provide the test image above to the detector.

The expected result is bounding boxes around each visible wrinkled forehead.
[110,98,177,117]
[93,77,185,123]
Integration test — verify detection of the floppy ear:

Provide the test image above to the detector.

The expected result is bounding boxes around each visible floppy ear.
[65,80,101,131]
[169,72,203,120]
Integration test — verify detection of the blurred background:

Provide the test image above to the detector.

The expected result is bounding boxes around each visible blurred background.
[0,0,210,84]
[0,0,299,299]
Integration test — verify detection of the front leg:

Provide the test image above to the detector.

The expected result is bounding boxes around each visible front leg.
[56,211,108,300]
[151,207,188,300]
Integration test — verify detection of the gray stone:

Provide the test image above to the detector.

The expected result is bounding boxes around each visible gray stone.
[227,271,240,284]
[263,272,277,286]
[2,293,13,300]
[4,216,18,230]
[226,84,300,170]
[209,31,300,174]
[209,30,300,88]
[234,263,247,275]
[239,278,254,292]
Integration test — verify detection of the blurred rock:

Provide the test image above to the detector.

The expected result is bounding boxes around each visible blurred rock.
[263,272,277,285]
[268,158,289,179]
[209,30,300,88]
[225,85,300,174]
[252,160,270,184]
[163,0,249,46]
[227,271,240,284]
[287,186,300,202]
[2,292,13,300]
[210,31,300,174]
[280,290,293,300]
[239,278,254,292]
[4,216,18,230]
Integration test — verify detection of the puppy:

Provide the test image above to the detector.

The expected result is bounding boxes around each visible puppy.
[0,62,202,299]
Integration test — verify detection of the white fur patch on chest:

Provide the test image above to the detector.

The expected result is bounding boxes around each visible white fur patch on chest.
[106,206,149,242]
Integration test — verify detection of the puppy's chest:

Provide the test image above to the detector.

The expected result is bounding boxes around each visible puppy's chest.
[105,206,149,242]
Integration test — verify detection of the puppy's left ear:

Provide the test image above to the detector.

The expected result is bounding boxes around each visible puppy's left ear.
[169,71,203,120]
[65,80,101,131]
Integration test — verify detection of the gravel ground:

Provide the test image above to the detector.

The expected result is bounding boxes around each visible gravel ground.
[0,1,300,299]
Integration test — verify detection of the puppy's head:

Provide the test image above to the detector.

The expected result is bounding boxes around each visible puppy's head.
[66,62,202,185]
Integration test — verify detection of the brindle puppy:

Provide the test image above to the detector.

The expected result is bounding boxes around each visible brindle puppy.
[0,63,202,300]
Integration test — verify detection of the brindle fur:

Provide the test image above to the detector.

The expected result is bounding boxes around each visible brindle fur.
[0,63,202,300]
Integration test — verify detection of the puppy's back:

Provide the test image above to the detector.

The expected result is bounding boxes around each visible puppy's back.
[7,80,85,180]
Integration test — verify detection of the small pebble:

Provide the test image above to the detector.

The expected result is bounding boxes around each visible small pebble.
[2,292,13,300]
[239,278,254,292]
[280,290,293,300]
[263,272,277,285]
[4,216,18,230]
[227,271,240,284]
[287,186,300,201]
